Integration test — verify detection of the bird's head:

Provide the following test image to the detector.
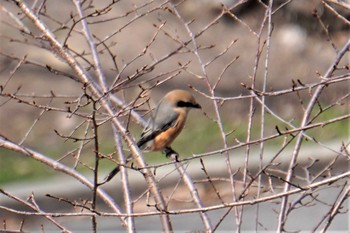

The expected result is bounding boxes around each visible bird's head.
[164,89,201,112]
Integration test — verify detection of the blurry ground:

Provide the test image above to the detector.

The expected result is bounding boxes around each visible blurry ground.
[1,140,348,231]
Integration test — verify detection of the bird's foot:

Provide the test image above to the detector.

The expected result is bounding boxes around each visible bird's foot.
[164,147,179,162]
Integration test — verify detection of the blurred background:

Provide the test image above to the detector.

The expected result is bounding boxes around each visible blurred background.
[0,0,349,232]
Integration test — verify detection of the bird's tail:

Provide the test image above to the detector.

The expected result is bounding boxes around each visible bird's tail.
[97,154,133,186]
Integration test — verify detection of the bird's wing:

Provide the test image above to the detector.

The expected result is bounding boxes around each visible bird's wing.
[137,103,179,148]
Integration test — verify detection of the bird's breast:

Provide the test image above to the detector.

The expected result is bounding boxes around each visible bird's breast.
[152,115,186,151]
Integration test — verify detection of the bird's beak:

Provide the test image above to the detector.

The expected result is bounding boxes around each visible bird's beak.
[193,103,201,109]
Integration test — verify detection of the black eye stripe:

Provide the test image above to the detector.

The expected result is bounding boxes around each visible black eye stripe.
[177,101,200,108]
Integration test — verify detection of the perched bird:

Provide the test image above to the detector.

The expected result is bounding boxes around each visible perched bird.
[100,89,201,185]
[137,89,201,156]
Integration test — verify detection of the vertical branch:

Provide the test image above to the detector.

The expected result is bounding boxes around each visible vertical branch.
[242,4,268,187]
[112,125,135,233]
[173,158,213,231]
[73,0,108,92]
[255,0,273,231]
[239,3,269,231]
[91,100,99,233]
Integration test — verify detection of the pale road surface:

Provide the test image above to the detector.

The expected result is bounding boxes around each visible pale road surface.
[1,140,349,232]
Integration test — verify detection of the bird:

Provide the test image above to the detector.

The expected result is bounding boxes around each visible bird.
[100,89,201,185]
[137,89,201,156]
